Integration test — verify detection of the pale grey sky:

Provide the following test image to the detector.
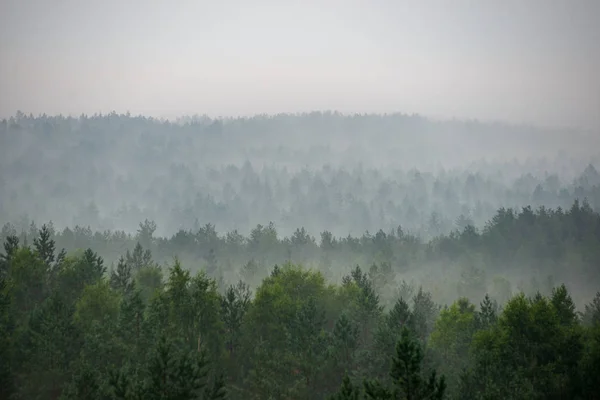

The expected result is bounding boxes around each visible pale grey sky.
[1,0,599,129]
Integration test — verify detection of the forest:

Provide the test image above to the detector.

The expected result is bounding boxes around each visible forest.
[1,112,600,399]
[1,199,600,399]
[1,112,599,237]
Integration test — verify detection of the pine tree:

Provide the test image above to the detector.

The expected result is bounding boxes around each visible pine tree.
[410,287,439,342]
[361,327,446,400]
[81,248,106,284]
[17,293,81,399]
[329,374,361,400]
[118,289,146,359]
[388,297,412,331]
[111,256,134,296]
[477,293,498,329]
[143,336,211,400]
[287,297,328,392]
[373,297,413,378]
[332,312,359,366]
[551,284,578,326]
[33,224,56,266]
[391,327,426,398]
[127,242,153,271]
[0,235,19,276]
[221,281,251,357]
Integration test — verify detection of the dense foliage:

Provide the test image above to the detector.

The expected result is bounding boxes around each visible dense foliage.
[2,201,600,399]
[3,198,600,306]
[3,111,600,398]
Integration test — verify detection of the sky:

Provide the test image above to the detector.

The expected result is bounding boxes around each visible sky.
[1,0,599,130]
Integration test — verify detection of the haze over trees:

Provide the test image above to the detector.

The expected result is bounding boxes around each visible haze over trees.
[1,110,600,399]
[2,209,600,399]
[2,0,599,397]
[1,112,599,237]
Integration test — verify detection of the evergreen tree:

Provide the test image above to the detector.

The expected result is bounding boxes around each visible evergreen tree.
[33,224,56,266]
[221,280,251,357]
[127,242,153,271]
[476,293,498,329]
[111,256,134,296]
[328,374,361,400]
[332,312,359,367]
[551,284,578,326]
[388,327,446,400]
[0,235,19,278]
[410,288,439,342]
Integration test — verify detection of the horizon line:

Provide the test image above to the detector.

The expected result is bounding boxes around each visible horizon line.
[3,109,590,133]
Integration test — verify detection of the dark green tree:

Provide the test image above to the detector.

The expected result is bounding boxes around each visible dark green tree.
[476,293,498,329]
[328,374,361,400]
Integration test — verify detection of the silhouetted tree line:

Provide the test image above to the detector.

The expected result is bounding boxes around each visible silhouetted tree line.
[1,200,600,399]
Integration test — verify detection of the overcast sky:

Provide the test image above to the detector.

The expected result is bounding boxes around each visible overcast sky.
[1,0,598,130]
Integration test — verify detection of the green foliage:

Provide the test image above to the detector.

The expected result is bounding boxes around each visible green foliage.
[117,289,146,362]
[356,327,446,400]
[134,262,163,305]
[580,324,600,399]
[389,328,446,399]
[59,359,103,400]
[551,284,578,326]
[221,281,251,358]
[16,293,82,399]
[2,206,600,400]
[430,298,477,377]
[373,297,412,378]
[328,374,361,400]
[468,290,586,399]
[74,281,120,330]
[331,312,359,367]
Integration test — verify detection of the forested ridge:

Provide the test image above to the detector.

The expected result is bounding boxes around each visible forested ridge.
[3,0,599,396]
[2,199,600,399]
[2,112,600,398]
[2,112,599,238]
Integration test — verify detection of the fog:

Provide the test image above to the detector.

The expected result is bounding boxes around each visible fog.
[2,2,600,399]
[1,112,599,237]
[1,0,599,129]
[1,0,599,306]
[1,111,600,310]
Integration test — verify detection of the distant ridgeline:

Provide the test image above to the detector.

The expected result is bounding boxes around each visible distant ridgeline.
[1,201,600,399]
[1,112,599,238]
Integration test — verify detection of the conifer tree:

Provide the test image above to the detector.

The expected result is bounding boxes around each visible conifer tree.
[111,256,134,296]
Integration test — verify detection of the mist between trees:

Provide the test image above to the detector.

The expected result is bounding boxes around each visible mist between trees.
[2,112,600,399]
[1,198,600,399]
[1,112,599,238]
